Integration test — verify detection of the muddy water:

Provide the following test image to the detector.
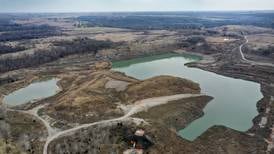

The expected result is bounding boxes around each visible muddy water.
[3,78,60,106]
[112,53,263,141]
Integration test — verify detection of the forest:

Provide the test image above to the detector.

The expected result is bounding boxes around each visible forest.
[0,38,116,73]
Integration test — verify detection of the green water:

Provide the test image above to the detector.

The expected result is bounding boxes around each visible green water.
[3,78,60,106]
[112,53,263,141]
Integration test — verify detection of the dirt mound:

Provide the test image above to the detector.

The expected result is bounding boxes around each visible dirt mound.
[45,71,133,124]
[94,61,112,70]
[122,75,201,103]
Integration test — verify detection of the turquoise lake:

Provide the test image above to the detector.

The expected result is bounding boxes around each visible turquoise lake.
[112,53,263,141]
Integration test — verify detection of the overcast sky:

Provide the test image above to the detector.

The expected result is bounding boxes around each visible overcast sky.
[1,0,274,12]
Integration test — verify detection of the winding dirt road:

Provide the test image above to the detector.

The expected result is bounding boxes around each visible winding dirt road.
[42,93,203,154]
[239,36,274,67]
[239,36,250,62]
[7,105,59,137]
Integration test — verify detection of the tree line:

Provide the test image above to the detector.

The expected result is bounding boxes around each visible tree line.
[0,44,26,55]
[0,38,116,73]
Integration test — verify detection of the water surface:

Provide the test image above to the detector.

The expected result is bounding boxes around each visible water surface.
[3,78,60,106]
[112,53,262,141]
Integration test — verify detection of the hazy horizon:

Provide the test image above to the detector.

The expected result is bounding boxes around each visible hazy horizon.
[1,0,274,13]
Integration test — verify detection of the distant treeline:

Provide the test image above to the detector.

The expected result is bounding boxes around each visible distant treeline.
[0,18,61,42]
[0,18,23,32]
[0,24,61,42]
[77,12,274,29]
[0,38,116,72]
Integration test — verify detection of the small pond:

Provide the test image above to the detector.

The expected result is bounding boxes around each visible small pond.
[3,78,60,106]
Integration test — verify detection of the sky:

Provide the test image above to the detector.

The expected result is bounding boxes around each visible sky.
[0,0,274,12]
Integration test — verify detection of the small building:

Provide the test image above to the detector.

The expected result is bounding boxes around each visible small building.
[126,129,154,150]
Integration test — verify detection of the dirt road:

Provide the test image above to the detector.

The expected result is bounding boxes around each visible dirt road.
[7,105,59,137]
[240,36,274,67]
[43,93,203,154]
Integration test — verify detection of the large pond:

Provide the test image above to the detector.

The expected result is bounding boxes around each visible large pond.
[112,53,263,141]
[3,78,60,106]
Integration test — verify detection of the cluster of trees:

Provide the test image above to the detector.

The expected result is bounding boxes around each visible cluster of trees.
[259,46,274,57]
[52,37,115,54]
[186,36,206,45]
[0,18,22,32]
[177,36,206,48]
[176,36,216,54]
[0,76,18,86]
[0,38,116,72]
[0,44,26,54]
[0,24,61,42]
[0,16,61,41]
[244,45,274,58]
